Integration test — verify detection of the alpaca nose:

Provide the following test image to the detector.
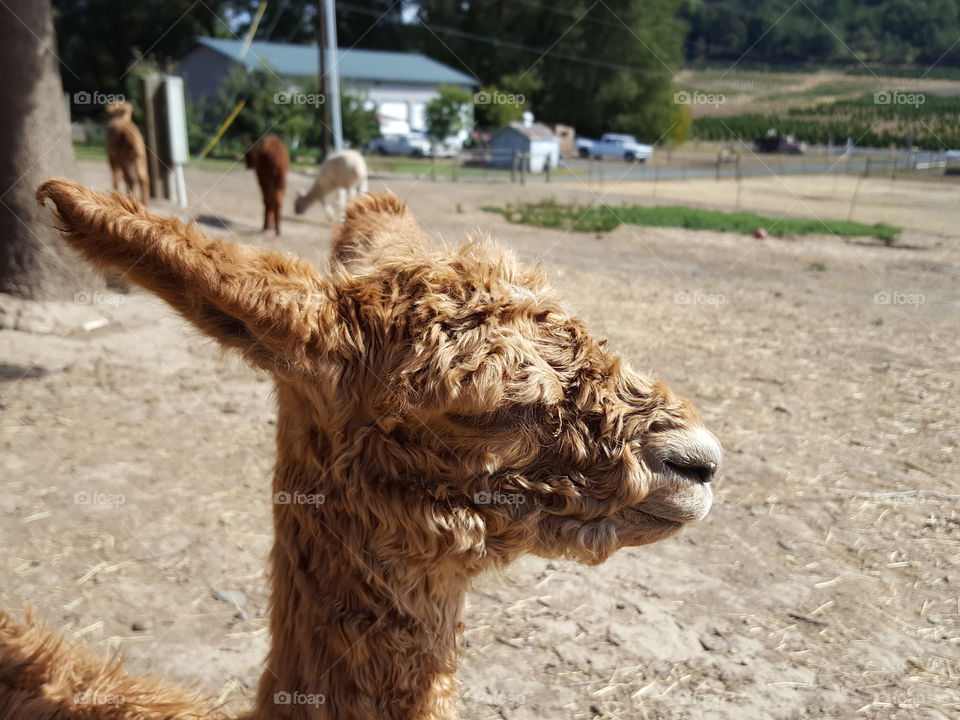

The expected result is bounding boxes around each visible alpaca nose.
[661,428,722,483]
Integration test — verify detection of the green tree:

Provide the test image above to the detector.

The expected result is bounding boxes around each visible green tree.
[425,84,472,144]
[414,0,684,141]
[340,96,381,149]
[52,0,228,108]
[475,71,542,130]
[474,86,524,129]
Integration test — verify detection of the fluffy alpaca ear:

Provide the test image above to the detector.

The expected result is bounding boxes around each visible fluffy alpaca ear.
[37,178,335,373]
[331,192,430,272]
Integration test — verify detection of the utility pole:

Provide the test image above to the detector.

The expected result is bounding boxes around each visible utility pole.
[317,0,343,157]
[317,1,331,157]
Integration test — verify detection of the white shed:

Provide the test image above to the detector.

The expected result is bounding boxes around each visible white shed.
[489,121,560,173]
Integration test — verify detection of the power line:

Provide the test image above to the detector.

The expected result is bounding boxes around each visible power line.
[336,2,673,76]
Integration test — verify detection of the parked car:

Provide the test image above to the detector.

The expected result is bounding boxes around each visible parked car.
[589,133,654,162]
[576,137,595,158]
[366,133,432,157]
[753,134,806,154]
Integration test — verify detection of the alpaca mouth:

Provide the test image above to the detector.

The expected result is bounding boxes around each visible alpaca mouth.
[622,504,693,525]
[625,481,714,524]
[622,505,685,526]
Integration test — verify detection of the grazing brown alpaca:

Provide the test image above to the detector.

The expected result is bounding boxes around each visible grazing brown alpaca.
[1,178,722,720]
[245,134,289,235]
[105,101,149,205]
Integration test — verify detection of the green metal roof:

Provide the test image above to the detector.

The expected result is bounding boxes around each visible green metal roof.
[194,37,476,86]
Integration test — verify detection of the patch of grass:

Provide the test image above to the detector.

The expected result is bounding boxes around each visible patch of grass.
[483,199,900,243]
[808,261,827,272]
[482,198,620,233]
[73,144,106,162]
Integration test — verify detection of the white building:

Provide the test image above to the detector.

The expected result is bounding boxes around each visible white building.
[176,38,476,135]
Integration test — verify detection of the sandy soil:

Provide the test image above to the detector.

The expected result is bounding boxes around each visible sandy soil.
[2,160,958,719]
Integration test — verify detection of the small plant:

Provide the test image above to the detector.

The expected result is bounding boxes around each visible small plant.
[482,199,620,233]
[808,261,827,272]
[871,318,884,326]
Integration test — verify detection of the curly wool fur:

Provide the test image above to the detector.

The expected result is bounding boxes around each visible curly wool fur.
[0,609,219,720]
[2,179,721,720]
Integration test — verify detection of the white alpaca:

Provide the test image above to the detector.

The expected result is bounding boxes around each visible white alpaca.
[294,149,368,221]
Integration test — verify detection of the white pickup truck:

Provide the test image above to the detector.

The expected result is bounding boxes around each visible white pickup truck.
[585,133,654,163]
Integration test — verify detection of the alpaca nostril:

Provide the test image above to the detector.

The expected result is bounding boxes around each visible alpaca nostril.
[659,426,722,484]
[664,458,717,483]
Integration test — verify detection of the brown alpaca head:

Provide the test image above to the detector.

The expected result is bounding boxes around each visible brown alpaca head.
[37,180,721,575]
[319,196,721,569]
[105,100,133,119]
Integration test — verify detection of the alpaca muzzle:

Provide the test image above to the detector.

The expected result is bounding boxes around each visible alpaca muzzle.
[657,426,722,484]
[636,427,723,523]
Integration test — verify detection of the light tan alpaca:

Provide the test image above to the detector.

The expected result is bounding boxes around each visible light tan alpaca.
[294,149,368,220]
[1,178,722,720]
[105,101,150,204]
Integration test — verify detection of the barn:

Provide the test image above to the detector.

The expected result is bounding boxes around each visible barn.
[175,38,476,135]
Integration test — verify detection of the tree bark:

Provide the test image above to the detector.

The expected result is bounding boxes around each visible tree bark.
[0,0,101,299]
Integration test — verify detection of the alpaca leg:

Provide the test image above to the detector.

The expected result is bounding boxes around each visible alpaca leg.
[138,164,150,204]
[322,193,336,222]
[111,166,123,192]
[358,176,369,194]
[122,166,136,199]
[274,190,284,236]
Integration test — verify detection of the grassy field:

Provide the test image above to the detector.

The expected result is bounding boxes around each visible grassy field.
[678,68,960,150]
[483,198,901,243]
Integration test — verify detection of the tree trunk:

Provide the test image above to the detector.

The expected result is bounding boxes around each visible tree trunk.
[0,0,101,299]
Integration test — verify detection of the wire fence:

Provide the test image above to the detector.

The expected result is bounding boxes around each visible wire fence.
[381,144,960,186]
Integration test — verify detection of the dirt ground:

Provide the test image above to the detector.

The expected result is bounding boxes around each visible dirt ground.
[2,159,958,720]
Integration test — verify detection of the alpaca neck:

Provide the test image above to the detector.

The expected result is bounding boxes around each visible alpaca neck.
[251,386,468,720]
